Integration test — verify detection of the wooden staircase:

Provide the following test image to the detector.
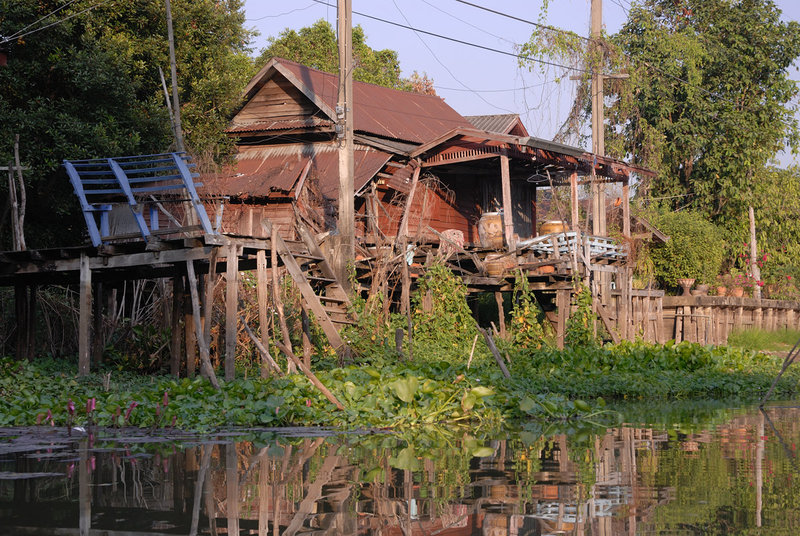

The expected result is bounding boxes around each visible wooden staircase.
[265,220,356,353]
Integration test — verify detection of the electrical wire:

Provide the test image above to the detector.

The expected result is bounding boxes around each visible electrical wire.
[390,0,515,113]
[0,0,115,46]
[4,0,81,41]
[246,3,318,22]
[308,0,593,75]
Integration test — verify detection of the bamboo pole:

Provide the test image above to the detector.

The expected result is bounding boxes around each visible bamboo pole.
[78,254,91,376]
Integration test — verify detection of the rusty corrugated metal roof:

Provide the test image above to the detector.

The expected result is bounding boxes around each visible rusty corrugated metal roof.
[465,114,523,134]
[202,143,390,199]
[227,117,333,133]
[242,58,473,145]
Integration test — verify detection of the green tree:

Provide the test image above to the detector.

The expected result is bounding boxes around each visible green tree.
[0,0,253,247]
[605,0,800,220]
[256,19,432,92]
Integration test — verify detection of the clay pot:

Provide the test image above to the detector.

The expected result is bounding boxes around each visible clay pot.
[691,283,710,296]
[730,286,745,298]
[539,220,568,235]
[538,265,555,274]
[715,286,727,297]
[478,212,504,249]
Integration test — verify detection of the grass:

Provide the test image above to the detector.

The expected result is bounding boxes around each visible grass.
[726,328,800,354]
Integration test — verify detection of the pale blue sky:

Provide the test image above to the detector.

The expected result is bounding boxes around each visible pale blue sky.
[243,1,800,165]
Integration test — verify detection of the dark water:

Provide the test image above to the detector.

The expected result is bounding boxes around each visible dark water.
[2,403,800,535]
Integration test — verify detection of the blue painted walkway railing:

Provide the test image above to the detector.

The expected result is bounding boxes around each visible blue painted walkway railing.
[64,152,215,247]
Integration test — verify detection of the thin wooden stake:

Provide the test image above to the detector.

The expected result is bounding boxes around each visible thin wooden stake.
[477,327,511,379]
[274,341,344,410]
[186,260,220,389]
[78,254,91,376]
[241,316,283,376]
[224,244,239,381]
[256,249,270,378]
[271,223,295,373]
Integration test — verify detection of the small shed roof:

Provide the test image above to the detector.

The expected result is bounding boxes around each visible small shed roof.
[465,114,529,136]
[239,58,473,145]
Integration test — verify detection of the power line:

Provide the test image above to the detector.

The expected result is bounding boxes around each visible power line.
[308,0,592,75]
[5,0,80,41]
[390,0,515,113]
[246,3,318,22]
[0,0,115,46]
[419,0,516,46]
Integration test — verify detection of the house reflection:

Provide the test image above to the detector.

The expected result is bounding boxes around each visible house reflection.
[2,407,800,535]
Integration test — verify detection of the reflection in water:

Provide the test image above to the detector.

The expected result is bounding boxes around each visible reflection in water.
[2,405,800,535]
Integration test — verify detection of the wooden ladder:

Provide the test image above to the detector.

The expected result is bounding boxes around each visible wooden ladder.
[265,221,356,353]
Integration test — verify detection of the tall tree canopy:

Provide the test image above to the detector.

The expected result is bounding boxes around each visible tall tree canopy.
[605,0,800,220]
[0,0,253,247]
[256,19,435,94]
[523,0,800,222]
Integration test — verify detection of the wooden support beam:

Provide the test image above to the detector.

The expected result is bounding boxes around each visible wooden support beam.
[595,302,620,344]
[184,277,197,377]
[241,316,283,376]
[622,179,630,238]
[78,253,91,376]
[500,150,515,250]
[477,327,511,379]
[170,275,183,377]
[256,250,270,378]
[556,289,569,349]
[224,244,239,381]
[495,292,506,339]
[570,171,579,231]
[185,260,220,389]
[271,223,295,373]
[274,341,344,410]
[397,163,421,240]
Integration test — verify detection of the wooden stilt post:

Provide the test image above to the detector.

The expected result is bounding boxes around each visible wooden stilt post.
[224,244,239,381]
[301,304,312,369]
[171,275,183,377]
[184,275,197,377]
[79,253,92,376]
[556,289,569,349]
[570,171,579,231]
[202,248,218,360]
[186,260,220,389]
[271,224,295,373]
[500,149,515,250]
[256,249,271,378]
[495,291,506,339]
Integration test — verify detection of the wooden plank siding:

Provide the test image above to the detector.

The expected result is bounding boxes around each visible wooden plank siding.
[233,76,318,125]
[214,202,295,240]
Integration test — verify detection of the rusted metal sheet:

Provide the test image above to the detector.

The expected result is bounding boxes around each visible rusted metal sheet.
[275,59,473,144]
[227,117,333,133]
[203,143,390,199]
[465,114,529,136]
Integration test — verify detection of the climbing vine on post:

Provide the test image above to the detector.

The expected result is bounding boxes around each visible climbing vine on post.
[565,283,597,347]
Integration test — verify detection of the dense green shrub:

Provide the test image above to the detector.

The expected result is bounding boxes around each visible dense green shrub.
[649,210,726,287]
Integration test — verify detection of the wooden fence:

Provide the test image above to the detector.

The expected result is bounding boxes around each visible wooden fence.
[603,293,800,345]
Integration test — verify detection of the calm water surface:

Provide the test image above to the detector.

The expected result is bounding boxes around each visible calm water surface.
[2,402,800,535]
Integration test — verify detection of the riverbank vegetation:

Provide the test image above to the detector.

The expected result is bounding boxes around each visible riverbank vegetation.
[2,264,798,432]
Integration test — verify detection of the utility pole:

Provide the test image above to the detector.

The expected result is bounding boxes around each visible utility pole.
[336,0,354,286]
[591,0,605,237]
[165,0,185,152]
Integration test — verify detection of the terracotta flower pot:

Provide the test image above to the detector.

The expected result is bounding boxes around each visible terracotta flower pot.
[715,286,727,297]
[730,286,745,298]
[677,278,695,296]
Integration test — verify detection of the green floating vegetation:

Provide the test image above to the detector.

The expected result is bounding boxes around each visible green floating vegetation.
[1,335,797,432]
